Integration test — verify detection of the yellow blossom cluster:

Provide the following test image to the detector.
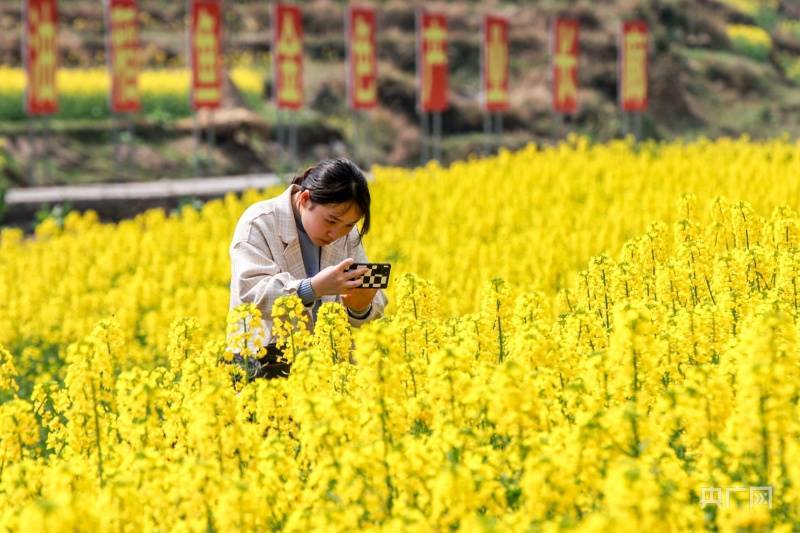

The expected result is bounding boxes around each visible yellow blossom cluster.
[1,136,800,529]
[726,23,773,61]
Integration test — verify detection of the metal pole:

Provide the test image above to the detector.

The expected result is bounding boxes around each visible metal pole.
[433,111,442,162]
[360,112,368,165]
[33,118,41,186]
[353,111,360,162]
[126,115,134,181]
[116,113,125,181]
[37,118,44,185]
[286,112,292,167]
[289,111,298,167]
[419,111,428,165]
[192,111,200,177]
[359,112,367,165]
[276,109,284,171]
[26,118,34,185]
[554,112,563,144]
[113,113,121,181]
[483,111,491,155]
[634,111,642,141]
[42,116,50,184]
[280,110,286,148]
[496,113,503,151]
[37,118,43,185]
[208,109,215,174]
[621,111,628,138]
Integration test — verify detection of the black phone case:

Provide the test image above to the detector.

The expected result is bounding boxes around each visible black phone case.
[345,263,392,289]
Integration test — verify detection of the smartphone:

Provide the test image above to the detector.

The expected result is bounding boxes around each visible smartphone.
[344,262,392,289]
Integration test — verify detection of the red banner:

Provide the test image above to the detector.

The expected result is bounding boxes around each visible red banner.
[551,18,579,114]
[106,0,140,113]
[273,3,303,110]
[620,20,648,112]
[417,11,448,113]
[346,5,377,110]
[482,14,509,112]
[24,0,59,115]
[190,0,223,110]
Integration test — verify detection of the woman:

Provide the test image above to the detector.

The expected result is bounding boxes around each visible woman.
[228,158,387,374]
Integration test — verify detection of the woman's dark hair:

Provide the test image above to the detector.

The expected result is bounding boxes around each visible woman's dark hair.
[292,158,371,238]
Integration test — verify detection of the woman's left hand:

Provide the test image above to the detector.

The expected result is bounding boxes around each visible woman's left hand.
[341,288,377,314]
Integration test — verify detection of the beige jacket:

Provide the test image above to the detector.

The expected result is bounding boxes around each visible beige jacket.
[229,185,388,344]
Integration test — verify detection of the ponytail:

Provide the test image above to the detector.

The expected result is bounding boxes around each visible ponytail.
[291,166,315,188]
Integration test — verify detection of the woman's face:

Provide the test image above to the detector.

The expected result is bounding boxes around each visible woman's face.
[297,190,362,246]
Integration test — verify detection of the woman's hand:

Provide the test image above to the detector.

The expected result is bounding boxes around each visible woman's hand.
[341,288,377,313]
[310,258,368,297]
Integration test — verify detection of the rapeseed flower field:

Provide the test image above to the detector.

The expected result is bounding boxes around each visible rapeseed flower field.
[0,67,264,120]
[1,136,800,530]
[726,24,773,61]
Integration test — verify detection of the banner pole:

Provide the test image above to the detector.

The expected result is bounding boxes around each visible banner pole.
[433,111,442,162]
[290,111,298,167]
[208,109,215,173]
[42,115,54,185]
[36,117,43,186]
[192,111,200,177]
[276,109,281,148]
[433,112,438,162]
[28,115,39,186]
[360,112,367,165]
[483,111,491,156]
[287,113,293,167]
[432,112,437,162]
[425,112,431,163]
[44,117,50,185]
[113,112,121,181]
[126,114,134,181]
[425,112,429,164]
[553,112,563,144]
[26,118,34,186]
[621,111,627,138]
[36,118,43,186]
[276,109,283,172]
[359,111,367,165]
[353,111,360,163]
[419,111,428,165]
[496,112,503,150]
[634,111,642,141]
[360,111,368,165]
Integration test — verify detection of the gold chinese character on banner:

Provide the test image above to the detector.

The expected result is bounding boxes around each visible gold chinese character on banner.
[111,5,134,24]
[554,25,577,103]
[352,15,375,103]
[32,3,57,105]
[487,22,507,105]
[423,18,446,104]
[624,29,647,103]
[112,6,138,103]
[277,13,301,104]
[195,9,218,85]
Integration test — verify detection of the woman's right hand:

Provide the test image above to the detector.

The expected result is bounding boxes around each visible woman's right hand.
[310,258,368,297]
